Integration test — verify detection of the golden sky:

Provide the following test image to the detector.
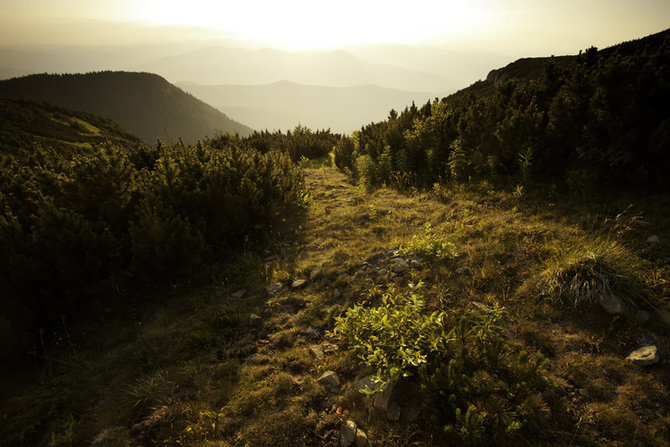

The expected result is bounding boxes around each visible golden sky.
[1,0,668,53]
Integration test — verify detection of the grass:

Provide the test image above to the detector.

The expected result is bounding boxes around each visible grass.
[2,166,670,446]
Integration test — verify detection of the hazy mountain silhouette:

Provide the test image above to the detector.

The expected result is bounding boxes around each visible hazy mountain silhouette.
[0,71,252,143]
[179,80,447,132]
[136,47,455,91]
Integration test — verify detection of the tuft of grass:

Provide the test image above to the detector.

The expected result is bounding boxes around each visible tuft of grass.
[541,247,640,310]
[124,370,175,415]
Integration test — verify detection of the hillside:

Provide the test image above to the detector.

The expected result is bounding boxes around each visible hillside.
[180,80,446,133]
[0,98,141,154]
[0,71,253,144]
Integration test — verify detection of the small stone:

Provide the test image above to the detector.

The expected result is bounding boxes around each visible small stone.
[646,235,660,243]
[378,268,388,276]
[333,288,341,299]
[231,289,247,298]
[318,371,341,392]
[340,420,357,447]
[455,266,469,274]
[248,313,263,329]
[245,353,265,364]
[310,268,321,280]
[266,282,283,295]
[355,428,368,447]
[372,383,394,412]
[264,255,278,262]
[387,402,401,421]
[633,310,650,325]
[626,345,659,366]
[305,326,321,338]
[292,279,307,288]
[309,344,324,362]
[598,294,626,315]
[391,259,410,273]
[410,259,422,269]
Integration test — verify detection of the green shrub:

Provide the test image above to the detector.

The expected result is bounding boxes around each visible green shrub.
[400,223,458,261]
[333,289,552,445]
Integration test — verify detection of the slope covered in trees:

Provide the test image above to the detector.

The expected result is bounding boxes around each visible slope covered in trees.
[0,71,253,144]
[335,28,670,191]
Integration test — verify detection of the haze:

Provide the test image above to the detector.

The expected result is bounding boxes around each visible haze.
[1,0,668,132]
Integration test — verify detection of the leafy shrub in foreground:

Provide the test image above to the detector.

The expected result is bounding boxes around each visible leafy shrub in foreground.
[333,288,552,445]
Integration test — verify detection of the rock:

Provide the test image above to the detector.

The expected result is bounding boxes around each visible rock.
[655,309,670,328]
[378,268,388,276]
[91,427,130,447]
[355,428,368,447]
[372,382,394,412]
[410,259,423,269]
[387,402,401,421]
[305,326,321,338]
[231,289,247,298]
[310,268,321,280]
[403,399,421,422]
[633,310,650,325]
[292,279,307,288]
[245,353,265,364]
[309,344,325,362]
[391,259,410,274]
[598,294,626,315]
[354,375,376,394]
[333,288,341,299]
[266,282,283,295]
[626,345,659,366]
[646,235,660,243]
[455,266,470,275]
[248,313,263,329]
[318,371,341,392]
[340,420,357,447]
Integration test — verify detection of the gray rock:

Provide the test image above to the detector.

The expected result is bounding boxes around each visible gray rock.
[355,428,368,447]
[410,259,423,269]
[231,289,247,298]
[391,259,410,273]
[266,282,283,295]
[655,309,670,328]
[310,268,321,280]
[340,420,357,447]
[245,353,266,364]
[354,375,377,394]
[646,235,660,243]
[372,382,394,412]
[318,370,341,392]
[387,402,401,421]
[626,345,659,366]
[598,294,626,315]
[292,279,307,288]
[309,344,324,362]
[248,313,263,329]
[633,310,650,325]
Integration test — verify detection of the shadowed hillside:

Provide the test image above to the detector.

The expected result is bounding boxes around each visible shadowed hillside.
[0,71,253,144]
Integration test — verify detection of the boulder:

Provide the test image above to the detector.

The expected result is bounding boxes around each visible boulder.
[626,345,659,366]
[318,371,341,392]
[355,428,368,447]
[340,420,357,447]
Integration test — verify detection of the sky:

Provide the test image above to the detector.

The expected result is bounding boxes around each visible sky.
[0,0,669,55]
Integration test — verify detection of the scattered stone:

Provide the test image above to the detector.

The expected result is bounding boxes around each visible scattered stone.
[264,255,278,262]
[626,345,660,366]
[318,371,341,392]
[391,259,410,274]
[655,309,670,328]
[305,326,321,338]
[340,420,357,447]
[378,268,388,276]
[633,310,650,325]
[371,383,394,412]
[230,289,247,299]
[455,266,470,275]
[248,313,263,329]
[310,268,321,280]
[355,428,368,447]
[410,259,423,269]
[309,344,325,362]
[598,294,626,315]
[292,279,307,288]
[387,402,401,421]
[257,339,270,345]
[245,353,265,364]
[266,282,283,295]
[646,235,660,243]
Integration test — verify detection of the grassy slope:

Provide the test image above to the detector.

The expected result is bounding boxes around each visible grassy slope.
[2,165,670,446]
[0,72,253,144]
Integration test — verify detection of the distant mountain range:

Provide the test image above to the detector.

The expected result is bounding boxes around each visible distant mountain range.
[0,72,252,143]
[180,80,447,132]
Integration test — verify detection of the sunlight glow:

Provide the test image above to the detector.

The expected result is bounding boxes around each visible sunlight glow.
[128,0,498,49]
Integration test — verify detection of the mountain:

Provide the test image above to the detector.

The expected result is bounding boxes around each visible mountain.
[0,97,141,154]
[137,47,455,91]
[179,80,447,133]
[0,71,253,143]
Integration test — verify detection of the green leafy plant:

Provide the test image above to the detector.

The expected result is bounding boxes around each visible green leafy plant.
[400,223,458,260]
